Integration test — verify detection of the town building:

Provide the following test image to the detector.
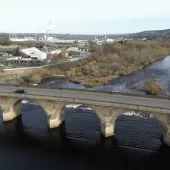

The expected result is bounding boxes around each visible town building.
[20,47,47,61]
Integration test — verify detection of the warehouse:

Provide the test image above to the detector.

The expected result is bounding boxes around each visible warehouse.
[20,47,47,61]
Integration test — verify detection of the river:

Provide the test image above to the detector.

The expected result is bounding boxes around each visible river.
[1,56,170,170]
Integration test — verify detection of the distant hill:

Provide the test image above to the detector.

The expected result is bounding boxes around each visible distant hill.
[129,29,170,38]
[1,28,170,39]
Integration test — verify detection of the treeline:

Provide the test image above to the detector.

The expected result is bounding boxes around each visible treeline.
[0,38,39,48]
[19,39,170,86]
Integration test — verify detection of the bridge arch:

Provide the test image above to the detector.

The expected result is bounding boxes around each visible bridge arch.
[153,113,170,146]
[63,104,101,135]
[1,95,170,146]
[114,111,170,146]
[1,98,111,137]
[1,98,66,129]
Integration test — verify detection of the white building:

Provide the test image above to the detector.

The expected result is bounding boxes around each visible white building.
[20,47,47,61]
[6,56,22,61]
[9,34,36,42]
[106,39,114,43]
[48,49,62,55]
[67,47,79,52]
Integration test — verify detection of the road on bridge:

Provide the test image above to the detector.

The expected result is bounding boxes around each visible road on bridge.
[0,86,170,110]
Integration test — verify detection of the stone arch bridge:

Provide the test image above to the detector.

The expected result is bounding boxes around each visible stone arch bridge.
[0,87,170,146]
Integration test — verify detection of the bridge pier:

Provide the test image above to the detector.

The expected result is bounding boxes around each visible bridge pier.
[0,96,67,129]
[90,105,127,137]
[101,120,114,137]
[1,97,22,121]
[164,132,170,146]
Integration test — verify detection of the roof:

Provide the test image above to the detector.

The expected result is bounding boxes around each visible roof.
[21,47,47,60]
[67,47,79,52]
[49,49,61,55]
[21,47,40,54]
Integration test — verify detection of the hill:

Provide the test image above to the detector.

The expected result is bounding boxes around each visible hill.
[129,29,170,38]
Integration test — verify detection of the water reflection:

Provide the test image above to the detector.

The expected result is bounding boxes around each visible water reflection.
[115,113,164,169]
[0,102,169,170]
[115,113,164,151]
[63,106,101,150]
[22,100,48,137]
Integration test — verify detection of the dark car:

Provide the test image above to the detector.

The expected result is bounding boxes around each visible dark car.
[14,89,27,94]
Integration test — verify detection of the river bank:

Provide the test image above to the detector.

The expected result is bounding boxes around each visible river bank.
[15,39,170,87]
[0,39,170,88]
[33,54,170,98]
[70,55,167,87]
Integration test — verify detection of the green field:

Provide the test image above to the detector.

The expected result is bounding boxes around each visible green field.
[0,45,18,49]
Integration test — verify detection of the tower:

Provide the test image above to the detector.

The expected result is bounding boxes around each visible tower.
[46,20,56,41]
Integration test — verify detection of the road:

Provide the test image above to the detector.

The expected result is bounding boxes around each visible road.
[0,86,170,110]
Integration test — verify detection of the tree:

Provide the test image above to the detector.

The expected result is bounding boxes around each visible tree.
[0,38,11,46]
[144,79,164,95]
[88,41,96,52]
[52,54,63,63]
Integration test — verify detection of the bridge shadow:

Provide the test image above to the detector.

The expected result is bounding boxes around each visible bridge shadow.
[114,111,165,169]
[1,100,104,152]
[0,99,61,150]
[62,104,102,151]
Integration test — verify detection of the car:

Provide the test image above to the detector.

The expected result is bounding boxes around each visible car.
[14,89,27,94]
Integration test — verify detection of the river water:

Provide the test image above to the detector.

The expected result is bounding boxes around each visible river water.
[1,56,170,170]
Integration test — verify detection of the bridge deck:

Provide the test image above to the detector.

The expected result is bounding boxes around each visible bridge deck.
[0,86,170,110]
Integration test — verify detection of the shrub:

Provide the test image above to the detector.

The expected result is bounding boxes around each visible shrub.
[144,79,164,95]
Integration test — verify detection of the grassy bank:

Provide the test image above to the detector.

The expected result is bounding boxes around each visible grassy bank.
[4,39,170,86]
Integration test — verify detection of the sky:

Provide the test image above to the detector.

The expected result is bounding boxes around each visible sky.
[1,0,170,34]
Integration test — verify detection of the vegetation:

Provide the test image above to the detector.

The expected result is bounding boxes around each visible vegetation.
[143,79,164,95]
[0,68,4,73]
[0,38,11,46]
[0,45,18,49]
[16,39,170,86]
[51,54,65,63]
[0,38,38,48]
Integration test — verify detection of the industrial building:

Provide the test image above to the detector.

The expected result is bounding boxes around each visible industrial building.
[20,47,47,61]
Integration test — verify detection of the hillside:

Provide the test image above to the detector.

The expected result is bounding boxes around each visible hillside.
[130,29,170,38]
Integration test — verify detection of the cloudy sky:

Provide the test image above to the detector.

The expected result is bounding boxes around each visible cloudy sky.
[1,0,170,34]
